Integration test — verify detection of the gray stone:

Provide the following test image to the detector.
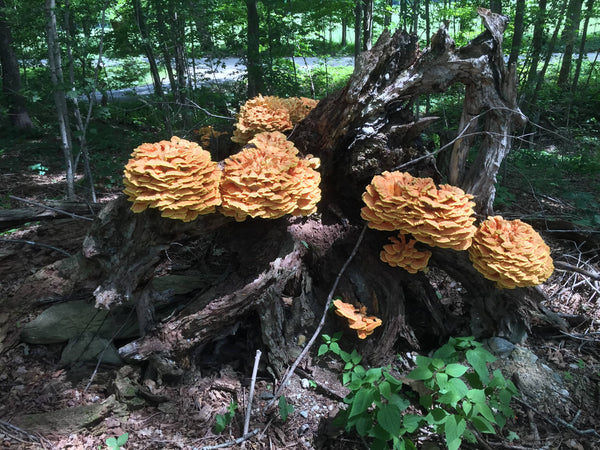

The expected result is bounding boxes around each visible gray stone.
[487,337,516,358]
[60,332,122,365]
[20,300,138,344]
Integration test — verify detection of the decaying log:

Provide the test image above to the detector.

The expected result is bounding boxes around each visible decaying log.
[0,198,101,231]
[18,10,561,377]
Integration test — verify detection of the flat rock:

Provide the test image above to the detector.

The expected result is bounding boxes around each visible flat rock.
[20,300,138,344]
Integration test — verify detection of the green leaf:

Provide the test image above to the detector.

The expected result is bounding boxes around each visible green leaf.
[365,367,383,383]
[278,395,294,422]
[402,414,423,433]
[475,402,496,424]
[317,344,328,356]
[466,388,486,404]
[349,387,375,418]
[445,415,465,450]
[389,393,410,412]
[471,415,496,434]
[445,363,469,377]
[435,372,449,390]
[419,393,433,409]
[408,365,433,381]
[116,433,129,446]
[351,350,363,365]
[330,342,341,355]
[354,414,372,436]
[377,403,403,437]
[462,400,473,417]
[415,355,432,367]
[379,380,392,400]
[106,437,117,447]
[431,358,445,370]
[427,407,449,424]
[466,348,495,384]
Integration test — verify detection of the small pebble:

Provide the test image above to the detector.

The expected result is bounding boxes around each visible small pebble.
[300,410,309,418]
[301,378,310,389]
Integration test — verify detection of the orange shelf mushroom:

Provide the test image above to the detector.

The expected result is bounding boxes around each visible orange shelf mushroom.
[123,136,221,222]
[380,234,432,274]
[468,216,554,289]
[333,299,382,339]
[231,95,318,145]
[361,171,477,251]
[219,131,321,221]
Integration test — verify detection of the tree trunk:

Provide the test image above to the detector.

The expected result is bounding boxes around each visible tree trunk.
[246,0,262,97]
[23,10,561,379]
[508,0,526,68]
[524,0,547,91]
[362,0,373,51]
[354,1,361,63]
[572,0,595,91]
[557,0,583,88]
[0,0,33,130]
[45,0,76,200]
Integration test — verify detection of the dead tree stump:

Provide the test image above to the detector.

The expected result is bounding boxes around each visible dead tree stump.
[19,9,564,377]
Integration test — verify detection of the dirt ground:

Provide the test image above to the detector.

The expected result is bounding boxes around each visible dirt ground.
[1,170,600,450]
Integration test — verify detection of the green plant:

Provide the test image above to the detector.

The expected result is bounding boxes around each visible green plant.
[214,400,238,434]
[101,432,128,450]
[278,395,295,422]
[320,335,519,450]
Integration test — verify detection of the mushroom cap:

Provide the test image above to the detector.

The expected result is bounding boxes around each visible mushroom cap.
[219,131,321,221]
[361,171,476,250]
[231,95,319,145]
[468,216,554,289]
[332,299,382,339]
[123,136,221,222]
[380,234,432,274]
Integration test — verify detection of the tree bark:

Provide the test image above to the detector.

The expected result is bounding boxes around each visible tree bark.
[23,10,560,378]
[508,0,526,68]
[246,0,263,97]
[557,0,583,88]
[572,0,595,91]
[45,0,76,200]
[0,0,33,130]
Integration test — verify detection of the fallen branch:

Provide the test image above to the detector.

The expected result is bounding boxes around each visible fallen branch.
[10,195,95,221]
[514,396,600,439]
[241,350,261,449]
[0,238,72,257]
[554,261,600,281]
[196,429,260,450]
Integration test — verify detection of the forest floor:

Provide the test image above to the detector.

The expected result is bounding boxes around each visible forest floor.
[0,131,600,449]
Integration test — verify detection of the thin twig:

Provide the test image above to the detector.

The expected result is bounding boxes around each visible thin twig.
[266,223,368,411]
[554,261,600,281]
[0,238,71,257]
[514,397,600,439]
[186,99,235,121]
[241,350,261,449]
[196,429,260,450]
[9,195,94,221]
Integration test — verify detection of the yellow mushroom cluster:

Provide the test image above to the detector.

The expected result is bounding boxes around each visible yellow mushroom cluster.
[333,299,382,339]
[123,136,221,222]
[468,216,554,289]
[219,131,321,221]
[380,234,432,274]
[361,171,477,251]
[231,95,318,145]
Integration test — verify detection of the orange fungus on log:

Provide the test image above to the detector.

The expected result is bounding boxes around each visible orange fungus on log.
[123,136,221,222]
[468,216,554,289]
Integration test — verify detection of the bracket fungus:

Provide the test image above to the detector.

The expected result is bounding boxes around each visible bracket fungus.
[361,171,477,251]
[468,216,554,289]
[333,299,382,339]
[231,95,318,145]
[219,131,321,221]
[380,234,432,274]
[123,136,222,222]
